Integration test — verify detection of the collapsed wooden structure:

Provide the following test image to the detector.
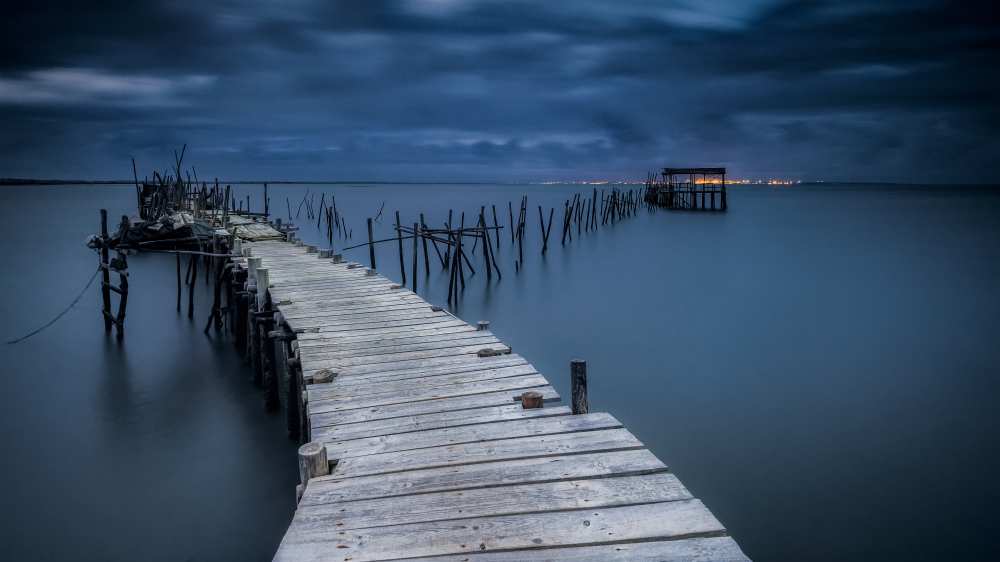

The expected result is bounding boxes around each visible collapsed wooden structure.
[645,167,728,211]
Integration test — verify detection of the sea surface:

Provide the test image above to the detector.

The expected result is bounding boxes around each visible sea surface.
[1,182,998,561]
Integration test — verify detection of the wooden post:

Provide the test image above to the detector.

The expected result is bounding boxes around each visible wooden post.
[571,359,588,414]
[175,252,181,312]
[480,212,492,281]
[297,442,329,485]
[188,254,198,319]
[411,222,419,292]
[395,211,406,286]
[256,268,269,310]
[99,210,112,332]
[367,217,376,270]
[247,256,261,279]
[520,391,544,409]
[419,213,430,275]
[491,205,501,248]
[722,173,728,211]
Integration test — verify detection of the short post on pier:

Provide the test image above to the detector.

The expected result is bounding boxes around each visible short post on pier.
[571,359,589,414]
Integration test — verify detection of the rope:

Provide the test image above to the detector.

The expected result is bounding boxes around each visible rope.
[5,266,102,345]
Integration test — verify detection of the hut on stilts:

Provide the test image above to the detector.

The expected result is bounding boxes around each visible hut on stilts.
[644,167,727,211]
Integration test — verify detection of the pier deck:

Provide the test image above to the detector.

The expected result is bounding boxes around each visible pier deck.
[240,240,749,562]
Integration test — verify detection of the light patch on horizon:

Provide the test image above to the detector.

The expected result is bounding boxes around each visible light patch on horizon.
[0,68,216,107]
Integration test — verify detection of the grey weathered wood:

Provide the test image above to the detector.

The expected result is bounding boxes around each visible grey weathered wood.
[290,473,691,535]
[302,336,502,363]
[313,404,569,441]
[298,442,329,484]
[302,345,513,374]
[274,500,723,562]
[304,350,523,379]
[309,386,560,427]
[303,449,667,505]
[316,363,537,396]
[296,326,483,351]
[399,537,750,562]
[571,358,589,415]
[308,374,548,413]
[319,412,620,460]
[334,427,643,478]
[296,319,470,342]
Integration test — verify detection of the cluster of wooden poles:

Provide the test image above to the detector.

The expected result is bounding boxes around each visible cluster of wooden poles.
[133,146,269,223]
[309,186,652,304]
[287,190,358,247]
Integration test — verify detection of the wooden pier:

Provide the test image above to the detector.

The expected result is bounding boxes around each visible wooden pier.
[233,239,750,561]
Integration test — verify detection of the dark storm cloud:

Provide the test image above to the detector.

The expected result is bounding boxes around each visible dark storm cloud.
[1,0,997,182]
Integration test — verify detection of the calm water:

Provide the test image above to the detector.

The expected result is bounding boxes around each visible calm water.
[1,182,998,561]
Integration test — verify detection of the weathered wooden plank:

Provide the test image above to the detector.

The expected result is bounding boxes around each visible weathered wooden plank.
[320,412,620,460]
[283,306,440,325]
[271,288,417,303]
[277,290,422,306]
[305,353,528,381]
[301,335,501,361]
[313,403,568,439]
[334,427,643,478]
[291,473,691,535]
[303,449,666,505]
[272,284,402,299]
[279,300,430,320]
[319,353,527,379]
[308,385,559,427]
[398,537,750,562]
[302,344,513,373]
[307,373,545,412]
[274,500,724,562]
[314,364,537,398]
[296,319,469,342]
[297,315,463,334]
[296,325,481,350]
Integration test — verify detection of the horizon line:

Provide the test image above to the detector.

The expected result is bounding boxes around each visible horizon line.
[2,178,998,187]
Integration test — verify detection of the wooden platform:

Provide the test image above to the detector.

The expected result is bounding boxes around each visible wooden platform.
[239,240,749,562]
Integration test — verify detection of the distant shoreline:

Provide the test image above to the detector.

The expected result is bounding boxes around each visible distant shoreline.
[1,179,997,188]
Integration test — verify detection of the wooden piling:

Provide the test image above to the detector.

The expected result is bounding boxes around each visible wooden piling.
[99,210,112,332]
[419,213,430,275]
[188,254,198,319]
[175,252,181,312]
[395,211,406,286]
[411,222,419,292]
[366,217,376,271]
[297,442,329,485]
[571,359,589,415]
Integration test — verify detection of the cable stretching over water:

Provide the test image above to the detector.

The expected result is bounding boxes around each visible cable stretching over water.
[5,266,101,345]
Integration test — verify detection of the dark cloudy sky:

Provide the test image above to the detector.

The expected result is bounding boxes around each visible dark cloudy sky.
[1,1,997,182]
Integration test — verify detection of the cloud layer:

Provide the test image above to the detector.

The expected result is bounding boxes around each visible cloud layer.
[1,0,997,182]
